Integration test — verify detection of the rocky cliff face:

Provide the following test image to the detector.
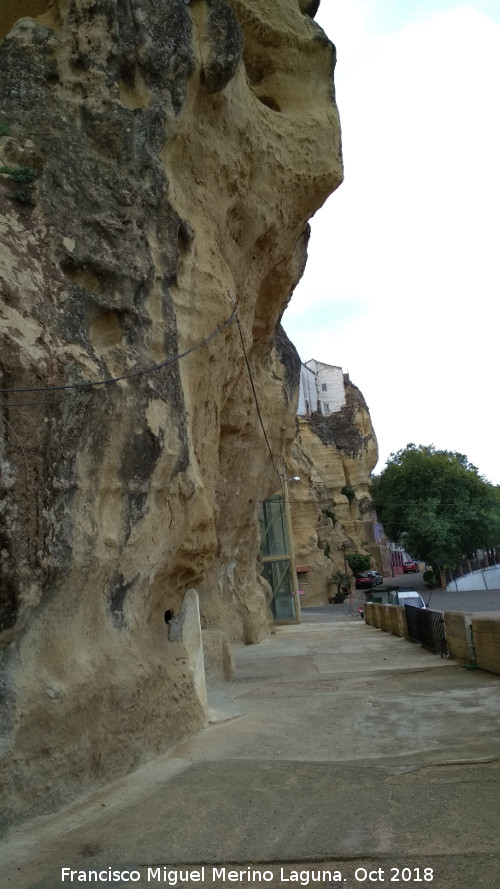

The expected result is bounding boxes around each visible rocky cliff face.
[289,378,380,604]
[0,0,342,826]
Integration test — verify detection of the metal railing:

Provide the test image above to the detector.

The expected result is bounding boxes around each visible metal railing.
[404,605,448,658]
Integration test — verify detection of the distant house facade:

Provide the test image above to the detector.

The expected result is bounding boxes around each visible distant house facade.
[294,358,397,587]
[388,542,413,575]
[297,363,317,416]
[298,359,346,417]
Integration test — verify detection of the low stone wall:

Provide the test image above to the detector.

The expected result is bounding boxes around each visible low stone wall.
[471,616,500,675]
[363,606,500,676]
[379,605,392,633]
[363,602,406,637]
[364,602,376,627]
[372,603,383,629]
[443,611,476,665]
[389,605,407,638]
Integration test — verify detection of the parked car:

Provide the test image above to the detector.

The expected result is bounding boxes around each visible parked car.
[355,572,374,590]
[365,569,383,585]
[395,589,426,608]
[355,571,381,590]
[366,587,426,609]
[403,559,419,573]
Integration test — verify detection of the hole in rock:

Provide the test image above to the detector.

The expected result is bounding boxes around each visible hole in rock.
[61,259,100,293]
[257,95,281,112]
[164,610,173,624]
[89,310,123,349]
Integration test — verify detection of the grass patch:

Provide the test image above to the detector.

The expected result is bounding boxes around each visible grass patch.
[0,165,36,183]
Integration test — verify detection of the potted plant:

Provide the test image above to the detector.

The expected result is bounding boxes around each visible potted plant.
[423,569,437,589]
[328,572,352,603]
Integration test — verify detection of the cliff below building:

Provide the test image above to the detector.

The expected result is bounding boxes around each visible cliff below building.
[0,0,342,828]
[289,378,386,604]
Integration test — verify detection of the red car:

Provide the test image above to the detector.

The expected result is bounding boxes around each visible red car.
[355,572,375,590]
[403,560,419,573]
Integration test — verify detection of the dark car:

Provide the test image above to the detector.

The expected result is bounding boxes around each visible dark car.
[355,571,376,590]
[403,560,419,573]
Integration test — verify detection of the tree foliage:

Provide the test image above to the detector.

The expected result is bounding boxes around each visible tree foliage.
[346,552,371,574]
[328,571,352,598]
[341,485,355,503]
[371,444,500,570]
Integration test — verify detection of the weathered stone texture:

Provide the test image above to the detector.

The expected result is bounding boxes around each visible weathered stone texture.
[288,380,379,604]
[444,611,476,665]
[0,0,342,826]
[471,616,500,675]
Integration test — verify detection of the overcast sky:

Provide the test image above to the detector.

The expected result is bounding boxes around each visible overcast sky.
[282,0,500,484]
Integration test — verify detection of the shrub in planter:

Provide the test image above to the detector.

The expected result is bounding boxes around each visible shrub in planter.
[346,553,371,574]
[328,572,352,602]
[330,591,347,603]
[423,569,437,589]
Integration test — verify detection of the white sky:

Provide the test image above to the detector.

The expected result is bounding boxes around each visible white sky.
[282,0,500,484]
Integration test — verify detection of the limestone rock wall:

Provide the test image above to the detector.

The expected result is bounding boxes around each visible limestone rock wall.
[288,379,380,604]
[0,0,342,827]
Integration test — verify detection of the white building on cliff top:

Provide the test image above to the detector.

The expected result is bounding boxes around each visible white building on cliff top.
[298,360,346,417]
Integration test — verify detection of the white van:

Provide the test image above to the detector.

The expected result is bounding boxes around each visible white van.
[367,587,426,609]
[393,590,426,609]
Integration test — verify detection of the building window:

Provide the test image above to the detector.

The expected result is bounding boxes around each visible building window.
[323,403,330,413]
[296,566,310,585]
[321,383,327,391]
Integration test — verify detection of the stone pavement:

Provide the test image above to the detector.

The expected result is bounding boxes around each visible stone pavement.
[2,615,500,889]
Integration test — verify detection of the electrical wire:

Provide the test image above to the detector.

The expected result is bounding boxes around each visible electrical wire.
[1,294,281,482]
[227,292,279,478]
[0,309,237,397]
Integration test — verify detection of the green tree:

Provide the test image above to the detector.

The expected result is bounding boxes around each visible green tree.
[346,552,371,574]
[371,444,500,572]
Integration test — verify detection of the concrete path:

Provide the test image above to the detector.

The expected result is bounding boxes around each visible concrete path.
[2,617,500,889]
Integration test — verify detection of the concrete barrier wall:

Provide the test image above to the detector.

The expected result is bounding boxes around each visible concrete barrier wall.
[471,616,500,675]
[364,602,375,626]
[379,605,392,633]
[365,602,407,637]
[364,603,407,637]
[443,611,476,664]
[389,605,407,638]
[373,603,383,629]
[363,605,500,677]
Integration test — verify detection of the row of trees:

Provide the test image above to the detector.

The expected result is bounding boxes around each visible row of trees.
[371,444,500,574]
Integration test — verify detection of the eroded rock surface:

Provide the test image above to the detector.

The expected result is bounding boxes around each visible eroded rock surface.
[0,0,342,826]
[289,379,380,604]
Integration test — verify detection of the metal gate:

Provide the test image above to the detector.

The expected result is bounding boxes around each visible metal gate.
[404,605,448,657]
[258,493,300,623]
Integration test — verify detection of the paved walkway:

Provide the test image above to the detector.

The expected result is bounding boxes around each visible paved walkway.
[2,616,500,889]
